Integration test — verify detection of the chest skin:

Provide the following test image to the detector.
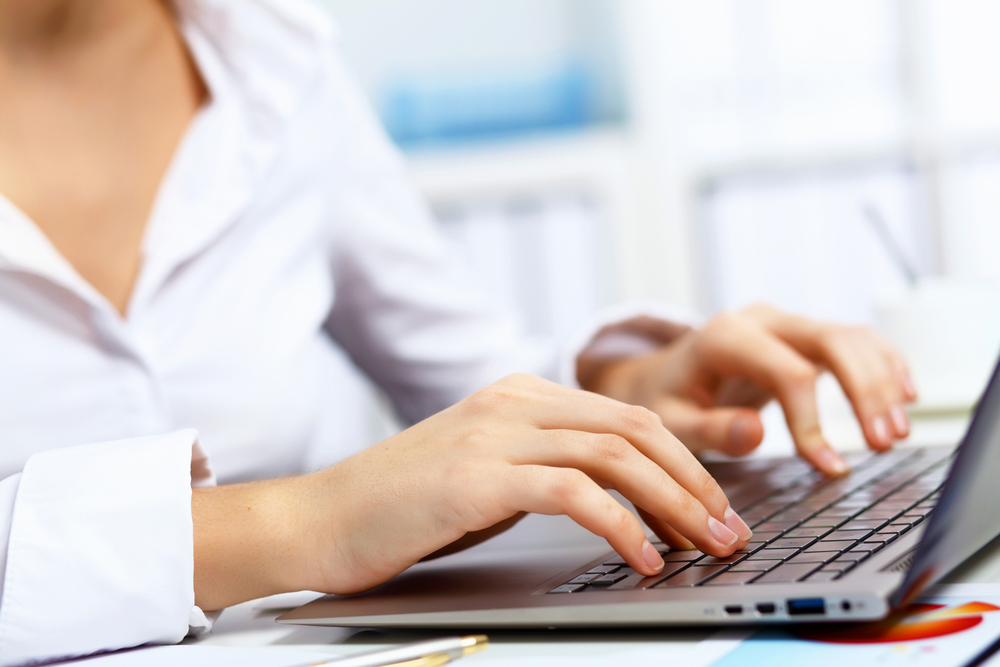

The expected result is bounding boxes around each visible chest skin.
[0,0,206,315]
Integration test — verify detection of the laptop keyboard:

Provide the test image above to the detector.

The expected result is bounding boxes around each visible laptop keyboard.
[548,447,951,594]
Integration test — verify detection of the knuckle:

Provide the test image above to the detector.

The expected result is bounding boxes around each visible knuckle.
[691,468,723,502]
[463,384,518,415]
[592,434,634,466]
[612,507,636,535]
[786,362,818,389]
[671,491,699,518]
[618,404,662,433]
[498,372,537,387]
[549,468,589,501]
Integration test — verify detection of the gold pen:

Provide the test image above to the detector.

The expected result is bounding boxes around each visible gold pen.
[382,652,452,667]
[302,635,489,667]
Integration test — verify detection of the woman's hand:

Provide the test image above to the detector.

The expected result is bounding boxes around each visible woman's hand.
[587,304,918,478]
[192,373,753,610]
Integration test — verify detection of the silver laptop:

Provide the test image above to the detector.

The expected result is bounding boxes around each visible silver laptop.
[279,356,1000,627]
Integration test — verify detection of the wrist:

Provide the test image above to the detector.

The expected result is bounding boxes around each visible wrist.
[192,475,315,611]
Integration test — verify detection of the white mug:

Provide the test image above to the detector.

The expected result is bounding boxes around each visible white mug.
[874,278,1000,412]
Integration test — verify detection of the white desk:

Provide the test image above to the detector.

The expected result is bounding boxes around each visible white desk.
[189,409,1000,665]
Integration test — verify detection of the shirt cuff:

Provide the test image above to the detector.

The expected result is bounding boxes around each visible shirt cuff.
[0,430,215,666]
[559,300,705,389]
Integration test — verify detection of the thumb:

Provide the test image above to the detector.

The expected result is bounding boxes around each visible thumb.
[656,398,764,457]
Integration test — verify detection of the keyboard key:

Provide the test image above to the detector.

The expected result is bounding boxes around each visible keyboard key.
[801,516,849,528]
[569,573,604,585]
[815,507,858,518]
[750,548,799,560]
[743,506,785,521]
[839,519,888,531]
[874,499,916,509]
[832,497,872,508]
[550,584,585,593]
[853,509,899,521]
[848,542,884,555]
[784,527,833,539]
[873,531,900,544]
[735,541,768,554]
[769,537,818,549]
[821,529,874,542]
[829,560,860,576]
[744,531,781,543]
[656,564,728,587]
[795,498,832,511]
[603,555,627,566]
[660,550,705,562]
[804,542,846,554]
[699,553,748,566]
[702,571,762,586]
[753,563,822,583]
[786,551,835,564]
[896,514,925,525]
[829,552,865,564]
[805,570,840,582]
[608,562,690,591]
[730,560,782,572]
[586,565,621,574]
[769,508,815,522]
[590,570,632,586]
[753,521,799,533]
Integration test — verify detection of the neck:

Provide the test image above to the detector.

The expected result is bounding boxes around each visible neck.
[0,0,166,59]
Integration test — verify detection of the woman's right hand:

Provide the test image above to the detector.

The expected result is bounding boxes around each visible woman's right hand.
[192,373,752,610]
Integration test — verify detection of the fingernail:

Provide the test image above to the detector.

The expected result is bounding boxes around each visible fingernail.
[642,539,664,571]
[872,415,890,444]
[724,505,753,541]
[889,404,910,437]
[903,374,918,400]
[817,448,849,477]
[708,516,738,547]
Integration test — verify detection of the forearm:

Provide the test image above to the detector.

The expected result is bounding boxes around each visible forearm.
[192,475,317,611]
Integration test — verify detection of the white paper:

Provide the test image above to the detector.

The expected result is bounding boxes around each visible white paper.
[71,645,337,667]
[468,629,753,667]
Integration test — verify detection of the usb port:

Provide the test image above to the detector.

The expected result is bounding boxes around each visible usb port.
[724,605,743,616]
[787,598,826,616]
[756,602,776,615]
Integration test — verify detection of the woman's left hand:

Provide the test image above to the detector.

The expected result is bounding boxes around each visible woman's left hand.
[587,303,918,478]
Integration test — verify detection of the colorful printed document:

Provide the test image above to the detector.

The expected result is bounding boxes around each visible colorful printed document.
[712,585,1000,667]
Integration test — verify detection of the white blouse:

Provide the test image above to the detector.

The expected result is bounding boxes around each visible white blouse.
[0,1,689,664]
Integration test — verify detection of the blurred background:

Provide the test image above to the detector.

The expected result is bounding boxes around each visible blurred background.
[312,0,1000,461]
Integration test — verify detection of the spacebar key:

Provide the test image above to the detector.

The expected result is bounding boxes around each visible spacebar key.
[608,562,689,590]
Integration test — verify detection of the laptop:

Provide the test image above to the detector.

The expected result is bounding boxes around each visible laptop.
[278,354,1000,627]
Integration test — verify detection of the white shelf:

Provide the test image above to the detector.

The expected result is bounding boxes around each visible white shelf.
[403,128,631,203]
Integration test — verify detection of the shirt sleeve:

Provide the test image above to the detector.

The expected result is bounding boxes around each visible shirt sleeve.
[321,52,552,425]
[0,430,216,667]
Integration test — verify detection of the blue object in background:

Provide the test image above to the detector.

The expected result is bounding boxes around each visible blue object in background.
[381,62,594,147]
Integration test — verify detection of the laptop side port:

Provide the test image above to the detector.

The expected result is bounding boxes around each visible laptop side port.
[756,602,776,615]
[787,598,826,616]
[724,605,743,616]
